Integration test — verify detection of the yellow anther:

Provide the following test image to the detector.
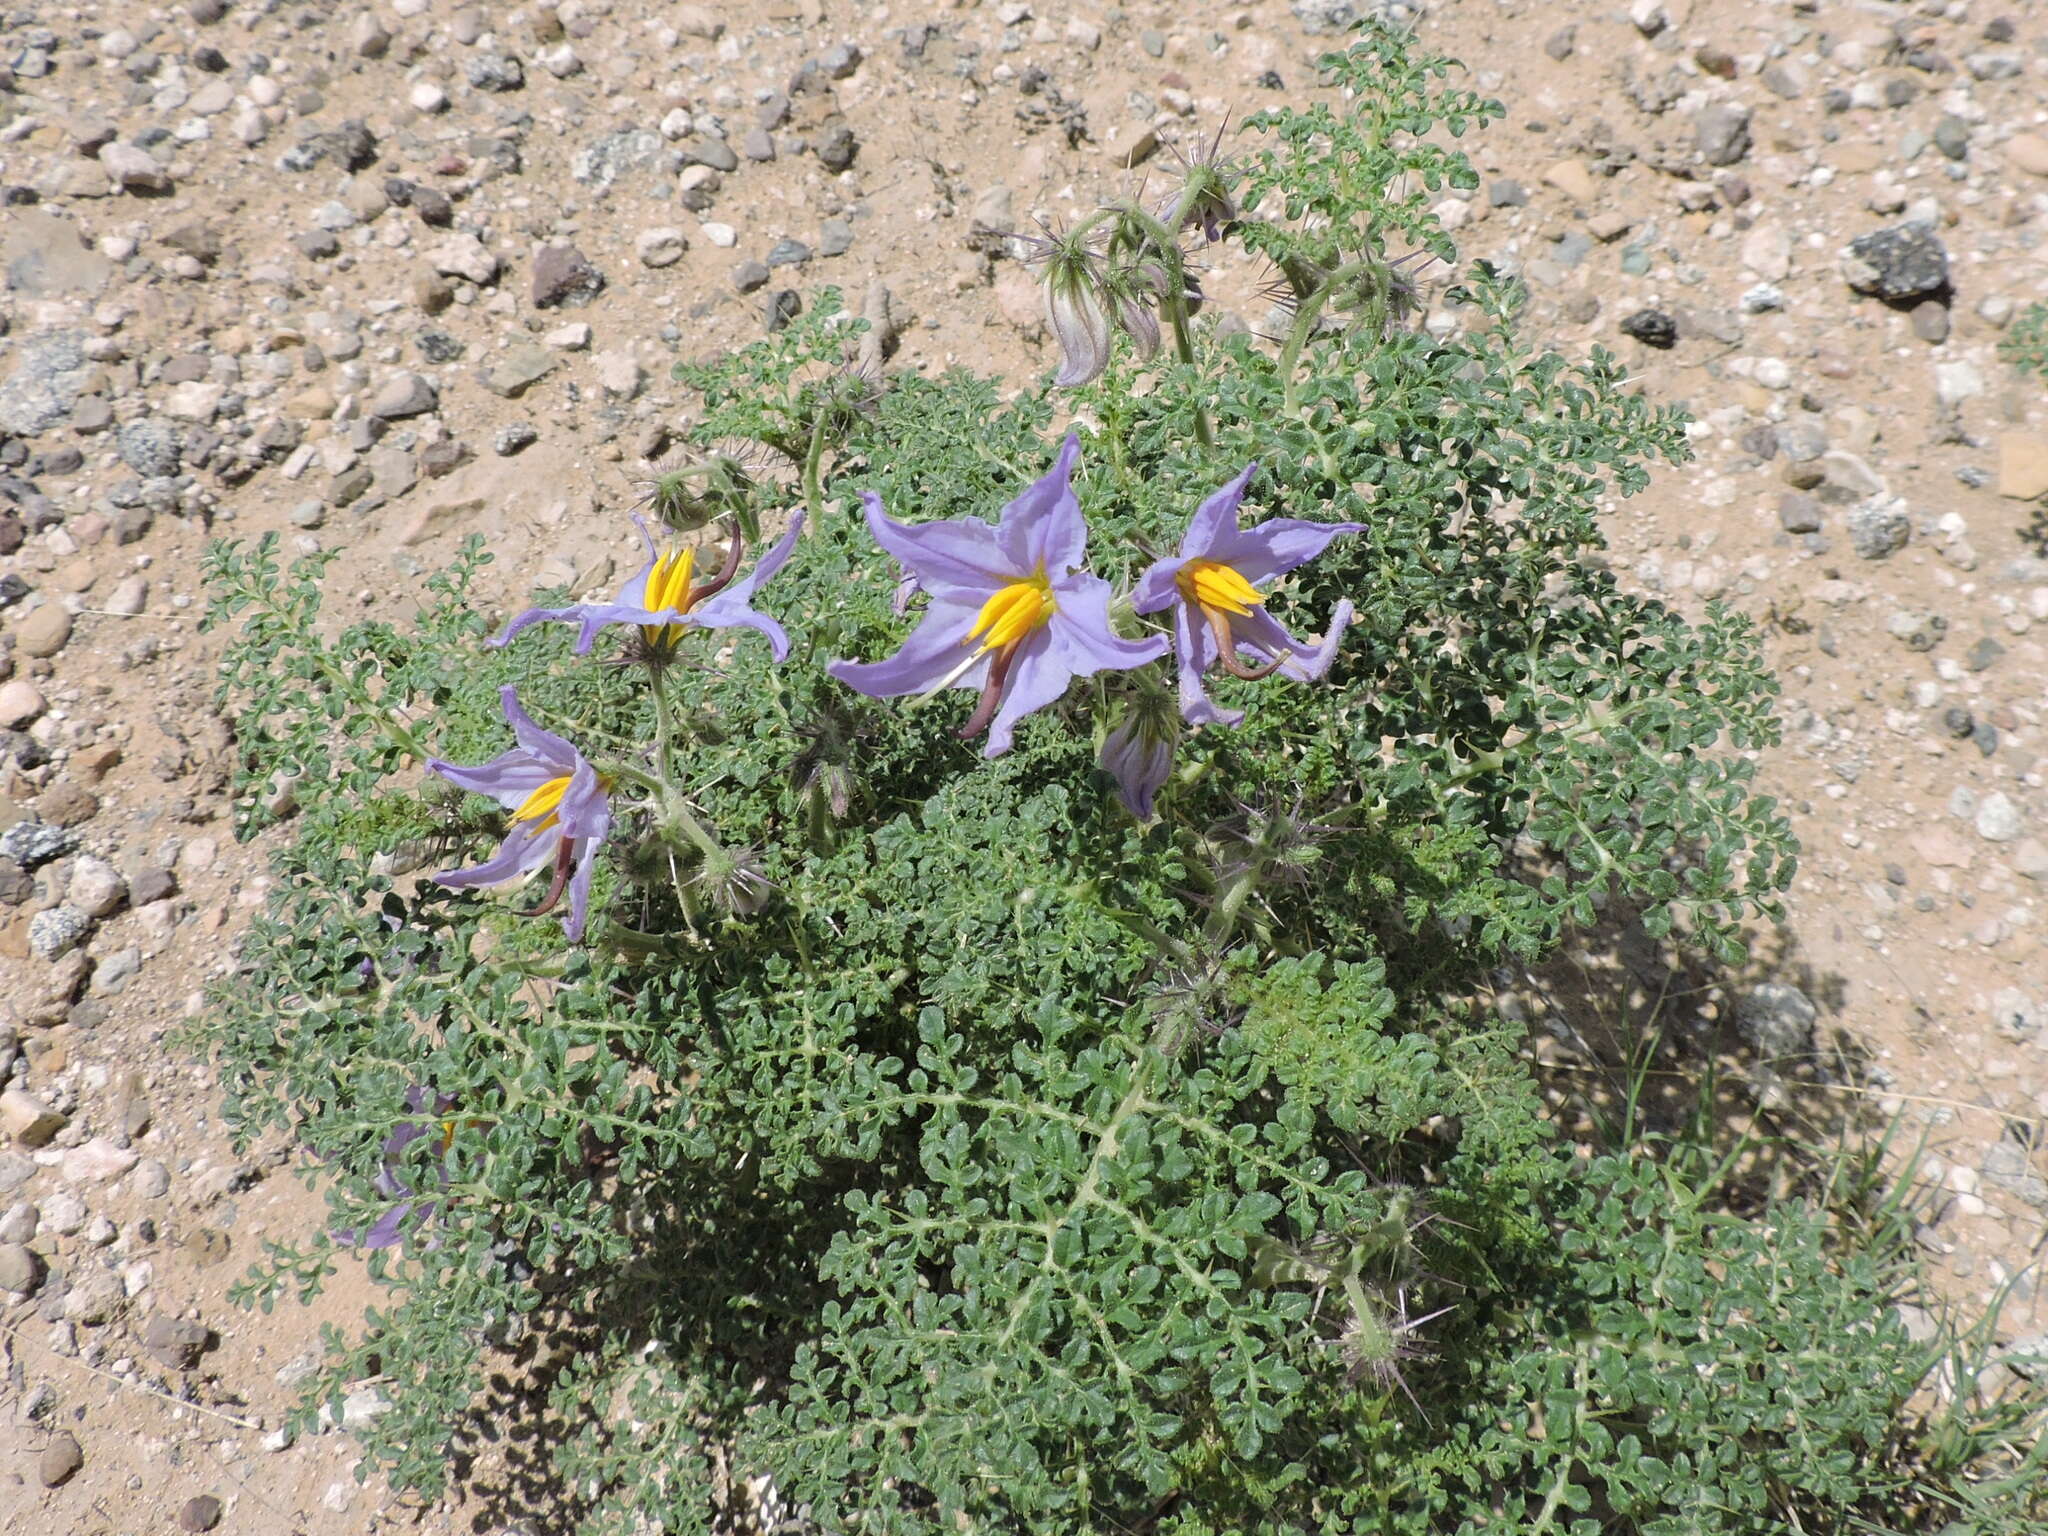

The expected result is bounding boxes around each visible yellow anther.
[1177,559,1265,618]
[964,571,1056,654]
[510,774,572,830]
[644,545,697,614]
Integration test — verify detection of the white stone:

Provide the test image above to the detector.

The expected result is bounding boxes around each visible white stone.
[410,81,448,114]
[1934,361,1984,407]
[1977,792,2023,843]
[164,380,225,422]
[699,221,737,248]
[636,227,687,268]
[539,44,582,78]
[427,234,499,286]
[659,108,694,140]
[543,322,592,351]
[0,679,46,728]
[68,855,128,918]
[593,350,645,399]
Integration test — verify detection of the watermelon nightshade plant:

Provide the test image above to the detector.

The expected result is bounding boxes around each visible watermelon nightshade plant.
[199,20,2046,1536]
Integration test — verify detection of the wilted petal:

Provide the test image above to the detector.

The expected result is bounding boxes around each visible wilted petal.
[1046,273,1112,388]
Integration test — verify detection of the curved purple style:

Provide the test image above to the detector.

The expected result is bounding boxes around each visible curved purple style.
[1131,464,1364,728]
[427,686,613,942]
[491,514,806,661]
[827,433,1167,756]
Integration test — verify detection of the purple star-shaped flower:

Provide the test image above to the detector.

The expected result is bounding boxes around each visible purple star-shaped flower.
[1131,465,1364,728]
[827,433,1168,756]
[427,686,613,942]
[491,514,805,661]
[338,1085,458,1250]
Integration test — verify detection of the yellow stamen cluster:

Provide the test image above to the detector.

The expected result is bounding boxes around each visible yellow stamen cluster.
[643,545,696,647]
[965,571,1057,654]
[1177,559,1265,618]
[510,774,572,832]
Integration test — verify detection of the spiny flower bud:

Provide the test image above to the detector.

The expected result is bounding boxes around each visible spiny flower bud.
[1016,223,1115,387]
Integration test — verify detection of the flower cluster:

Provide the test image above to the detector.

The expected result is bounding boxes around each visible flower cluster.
[425,432,1356,947]
[831,434,1360,819]
[426,517,804,941]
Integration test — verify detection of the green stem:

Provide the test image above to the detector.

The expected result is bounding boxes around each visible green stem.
[1117,202,1213,448]
[1278,259,1374,420]
[648,668,677,786]
[800,407,830,531]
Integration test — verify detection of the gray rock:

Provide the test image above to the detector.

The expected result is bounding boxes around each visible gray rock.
[1694,103,1752,166]
[682,137,740,174]
[466,54,523,92]
[368,372,438,420]
[1934,115,1971,162]
[570,130,667,191]
[742,128,776,162]
[140,1312,211,1370]
[1777,494,1823,534]
[531,245,605,309]
[484,344,558,398]
[731,260,770,294]
[820,42,862,79]
[1846,500,1910,560]
[0,1240,38,1295]
[767,238,812,268]
[1736,981,1816,1058]
[0,330,92,436]
[27,904,90,960]
[493,422,538,456]
[1983,1139,2048,1209]
[1290,0,1364,32]
[116,420,181,477]
[816,125,859,173]
[38,1429,80,1487]
[0,821,74,870]
[1,208,114,298]
[1910,300,1950,344]
[1841,224,1949,303]
[818,218,854,258]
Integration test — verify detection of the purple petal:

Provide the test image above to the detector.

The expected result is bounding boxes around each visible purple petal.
[433,821,560,890]
[720,513,804,602]
[1173,600,1241,728]
[997,433,1086,577]
[1234,601,1354,682]
[1131,554,1192,616]
[859,492,1009,596]
[827,597,988,698]
[488,602,631,655]
[498,687,580,767]
[982,628,1074,758]
[1048,571,1169,675]
[562,835,603,943]
[1211,519,1366,587]
[617,517,663,608]
[555,759,612,841]
[685,602,792,662]
[1180,464,1258,559]
[353,1200,418,1250]
[426,748,557,808]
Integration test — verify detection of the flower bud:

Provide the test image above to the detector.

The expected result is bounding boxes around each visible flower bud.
[1099,694,1180,821]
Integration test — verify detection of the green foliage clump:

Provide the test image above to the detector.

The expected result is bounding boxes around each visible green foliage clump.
[198,22,2041,1536]
[1999,301,2048,381]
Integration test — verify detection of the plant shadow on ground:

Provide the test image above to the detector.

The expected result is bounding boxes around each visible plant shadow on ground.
[428,913,1904,1536]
